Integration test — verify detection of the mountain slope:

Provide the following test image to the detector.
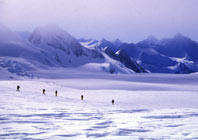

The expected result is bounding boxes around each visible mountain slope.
[0,24,54,65]
[97,38,119,52]
[0,24,142,77]
[103,46,147,73]
[2,24,198,75]
[118,43,141,59]
[116,34,198,74]
[112,38,122,47]
[154,33,198,62]
[116,49,147,73]
[29,25,104,67]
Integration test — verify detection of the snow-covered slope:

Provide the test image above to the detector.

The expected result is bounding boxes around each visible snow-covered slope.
[103,46,147,73]
[2,23,198,76]
[79,39,100,49]
[0,67,19,80]
[117,34,198,74]
[78,38,99,48]
[81,51,135,74]
[0,24,55,66]
[115,49,147,73]
[1,73,198,139]
[1,24,135,77]
[29,25,104,67]
[97,38,119,52]
[29,25,135,74]
[0,24,56,77]
[80,39,147,73]
[155,33,198,61]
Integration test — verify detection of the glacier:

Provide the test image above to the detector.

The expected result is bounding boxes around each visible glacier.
[0,73,198,139]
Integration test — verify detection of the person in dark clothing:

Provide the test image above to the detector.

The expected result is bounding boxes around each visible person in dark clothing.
[17,85,20,91]
[55,90,58,96]
[81,95,84,100]
[112,99,115,105]
[43,89,46,95]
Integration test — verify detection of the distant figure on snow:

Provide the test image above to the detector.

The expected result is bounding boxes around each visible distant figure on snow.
[112,99,115,105]
[55,90,58,96]
[81,95,84,100]
[17,85,20,91]
[43,89,46,95]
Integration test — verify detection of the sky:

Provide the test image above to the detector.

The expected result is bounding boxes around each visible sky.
[0,0,198,43]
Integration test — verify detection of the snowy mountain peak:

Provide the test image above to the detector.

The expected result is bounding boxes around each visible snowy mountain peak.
[33,25,65,34]
[101,38,108,43]
[173,33,190,41]
[136,35,158,49]
[29,25,104,67]
[29,25,85,55]
[146,35,158,43]
[98,38,119,52]
[29,25,72,45]
[174,32,183,38]
[112,38,122,47]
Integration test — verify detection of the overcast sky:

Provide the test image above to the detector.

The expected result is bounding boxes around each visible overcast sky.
[0,0,198,42]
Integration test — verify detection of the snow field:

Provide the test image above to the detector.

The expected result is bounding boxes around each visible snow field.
[1,74,198,139]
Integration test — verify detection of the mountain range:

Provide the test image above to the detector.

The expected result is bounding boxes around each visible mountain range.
[88,33,198,74]
[0,24,198,78]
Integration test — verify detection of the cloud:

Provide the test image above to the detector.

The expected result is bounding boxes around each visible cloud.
[0,0,4,18]
[1,0,198,42]
[0,0,4,9]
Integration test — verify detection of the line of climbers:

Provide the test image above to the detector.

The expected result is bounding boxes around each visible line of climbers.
[16,85,115,105]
